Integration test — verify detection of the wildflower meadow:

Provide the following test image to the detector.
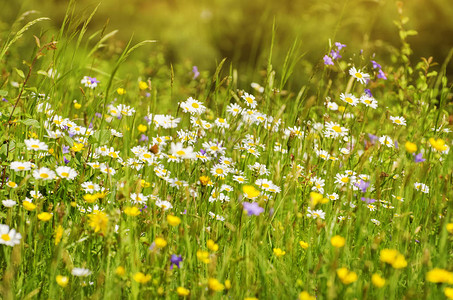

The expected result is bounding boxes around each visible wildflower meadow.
[0,2,452,299]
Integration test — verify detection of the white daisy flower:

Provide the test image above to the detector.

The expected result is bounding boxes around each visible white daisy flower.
[349,66,370,84]
[340,93,359,106]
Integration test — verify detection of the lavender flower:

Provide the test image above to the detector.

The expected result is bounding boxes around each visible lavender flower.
[139,134,148,142]
[368,133,379,144]
[64,157,70,164]
[242,202,264,216]
[414,153,426,163]
[371,60,382,69]
[355,180,370,193]
[62,145,70,154]
[364,89,373,97]
[361,197,377,204]
[335,42,346,50]
[170,254,183,269]
[192,66,200,79]
[330,50,342,60]
[323,55,334,66]
[377,69,387,80]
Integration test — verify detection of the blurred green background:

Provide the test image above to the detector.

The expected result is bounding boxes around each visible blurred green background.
[1,0,453,86]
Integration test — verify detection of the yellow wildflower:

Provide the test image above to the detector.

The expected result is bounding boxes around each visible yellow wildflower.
[445,287,453,300]
[88,211,108,234]
[137,124,147,132]
[429,138,447,152]
[299,291,316,300]
[133,272,151,284]
[273,248,286,257]
[124,206,141,216]
[115,266,126,276]
[176,287,190,296]
[139,81,148,90]
[207,239,219,251]
[426,268,453,284]
[447,223,453,234]
[55,225,64,245]
[56,275,69,287]
[371,274,386,287]
[23,201,36,211]
[197,250,210,264]
[167,215,181,226]
[299,241,309,249]
[154,237,167,248]
[336,267,358,284]
[38,212,52,222]
[330,235,345,248]
[405,141,417,153]
[117,88,126,95]
[243,185,260,199]
[208,278,224,292]
[199,175,210,186]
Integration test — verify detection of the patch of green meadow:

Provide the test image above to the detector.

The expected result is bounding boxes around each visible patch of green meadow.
[0,4,452,300]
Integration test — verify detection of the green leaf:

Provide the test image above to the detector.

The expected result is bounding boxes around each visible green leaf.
[0,90,8,97]
[427,71,438,78]
[18,118,40,128]
[92,129,111,145]
[15,68,25,79]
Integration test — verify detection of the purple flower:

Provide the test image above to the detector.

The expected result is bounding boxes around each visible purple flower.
[145,92,151,98]
[330,50,342,60]
[2,98,8,102]
[139,134,148,142]
[371,60,382,69]
[62,145,70,154]
[413,153,426,163]
[355,180,370,193]
[335,42,346,50]
[361,197,377,204]
[199,149,207,155]
[364,89,373,97]
[192,66,200,79]
[95,112,102,118]
[89,77,99,84]
[377,69,387,80]
[323,55,334,66]
[242,202,264,216]
[368,133,379,144]
[64,157,70,164]
[170,254,183,269]
[394,141,399,149]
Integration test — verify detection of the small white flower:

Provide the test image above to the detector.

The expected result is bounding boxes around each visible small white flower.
[71,267,92,277]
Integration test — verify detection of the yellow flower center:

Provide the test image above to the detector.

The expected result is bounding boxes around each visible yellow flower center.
[18,166,25,170]
[176,150,185,156]
[40,173,49,178]
[341,177,349,183]
[246,97,253,104]
[355,72,363,78]
[1,234,10,241]
[346,98,353,103]
[191,103,199,108]
[61,172,69,177]
[332,125,342,133]
[215,169,223,174]
[31,144,39,148]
